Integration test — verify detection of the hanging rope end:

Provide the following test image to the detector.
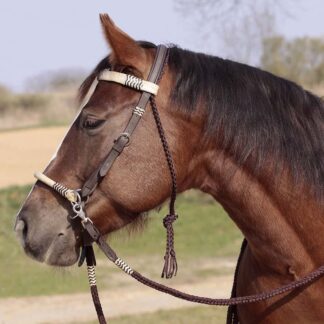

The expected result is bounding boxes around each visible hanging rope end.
[161,249,178,279]
[161,214,178,279]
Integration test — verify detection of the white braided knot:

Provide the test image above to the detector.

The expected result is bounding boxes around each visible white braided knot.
[87,265,97,286]
[133,106,146,117]
[125,75,143,90]
[53,182,68,197]
[115,258,133,275]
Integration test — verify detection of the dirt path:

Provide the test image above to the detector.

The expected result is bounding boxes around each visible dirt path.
[0,127,68,188]
[0,275,232,324]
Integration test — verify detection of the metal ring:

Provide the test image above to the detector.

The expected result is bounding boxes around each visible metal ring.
[76,189,90,205]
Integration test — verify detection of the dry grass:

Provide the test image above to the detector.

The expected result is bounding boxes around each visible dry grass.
[0,80,323,131]
[0,87,76,130]
[0,126,67,188]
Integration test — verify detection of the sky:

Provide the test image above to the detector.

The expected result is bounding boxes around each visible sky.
[0,0,323,91]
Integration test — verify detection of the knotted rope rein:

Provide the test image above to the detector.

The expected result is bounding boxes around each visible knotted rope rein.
[148,49,179,279]
[34,172,107,324]
[85,47,178,279]
[34,172,324,311]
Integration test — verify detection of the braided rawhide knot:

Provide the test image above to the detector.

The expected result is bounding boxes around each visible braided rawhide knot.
[161,214,178,279]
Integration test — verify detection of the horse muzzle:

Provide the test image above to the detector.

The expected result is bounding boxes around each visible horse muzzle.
[15,205,80,266]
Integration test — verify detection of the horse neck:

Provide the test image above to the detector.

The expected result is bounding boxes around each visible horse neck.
[187,147,324,275]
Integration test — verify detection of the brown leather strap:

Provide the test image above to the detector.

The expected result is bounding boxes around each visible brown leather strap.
[82,218,324,307]
[81,45,169,199]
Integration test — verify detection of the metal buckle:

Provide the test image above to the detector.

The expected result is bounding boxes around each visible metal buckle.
[114,132,130,147]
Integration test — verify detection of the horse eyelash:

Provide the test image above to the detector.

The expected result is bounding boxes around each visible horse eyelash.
[83,118,105,129]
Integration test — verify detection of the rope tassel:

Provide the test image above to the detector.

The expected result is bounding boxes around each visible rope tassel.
[161,214,178,279]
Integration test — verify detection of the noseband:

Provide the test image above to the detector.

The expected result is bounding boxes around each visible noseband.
[34,45,324,324]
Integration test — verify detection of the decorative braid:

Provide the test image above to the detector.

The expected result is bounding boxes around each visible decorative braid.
[53,182,69,197]
[87,265,97,286]
[115,258,134,275]
[125,75,143,90]
[133,106,145,117]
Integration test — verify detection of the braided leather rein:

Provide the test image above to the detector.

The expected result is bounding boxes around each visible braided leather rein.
[33,171,324,322]
[33,45,324,323]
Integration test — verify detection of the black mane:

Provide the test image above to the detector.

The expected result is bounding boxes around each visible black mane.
[168,46,324,200]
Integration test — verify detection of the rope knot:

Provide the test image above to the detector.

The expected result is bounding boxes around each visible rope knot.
[161,214,178,279]
[163,214,178,228]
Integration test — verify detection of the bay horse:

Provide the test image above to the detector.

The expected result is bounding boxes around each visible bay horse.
[15,14,324,323]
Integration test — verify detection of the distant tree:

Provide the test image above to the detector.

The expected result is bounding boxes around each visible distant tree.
[174,0,297,65]
[261,36,324,86]
[26,68,87,92]
[0,84,11,96]
[0,84,12,112]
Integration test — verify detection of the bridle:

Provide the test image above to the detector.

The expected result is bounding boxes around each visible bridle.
[33,45,324,324]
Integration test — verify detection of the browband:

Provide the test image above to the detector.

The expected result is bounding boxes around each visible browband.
[98,70,159,95]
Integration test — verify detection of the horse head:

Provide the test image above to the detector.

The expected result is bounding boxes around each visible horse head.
[15,14,201,266]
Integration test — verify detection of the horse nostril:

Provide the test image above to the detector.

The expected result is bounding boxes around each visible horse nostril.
[15,219,28,244]
[23,222,28,240]
[58,232,65,237]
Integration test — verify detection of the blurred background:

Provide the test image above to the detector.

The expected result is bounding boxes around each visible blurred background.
[0,1,323,323]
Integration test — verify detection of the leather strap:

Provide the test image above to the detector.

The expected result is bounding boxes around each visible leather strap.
[81,217,324,308]
[81,45,169,199]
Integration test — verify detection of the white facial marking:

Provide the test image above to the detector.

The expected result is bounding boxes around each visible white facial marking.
[49,78,99,163]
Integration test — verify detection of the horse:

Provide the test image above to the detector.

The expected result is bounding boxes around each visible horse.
[15,14,324,323]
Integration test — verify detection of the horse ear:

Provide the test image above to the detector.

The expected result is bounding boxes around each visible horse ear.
[99,14,146,70]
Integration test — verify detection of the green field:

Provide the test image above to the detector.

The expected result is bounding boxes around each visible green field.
[0,185,242,298]
[83,306,227,324]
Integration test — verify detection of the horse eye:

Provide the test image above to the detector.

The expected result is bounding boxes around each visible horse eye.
[83,118,105,129]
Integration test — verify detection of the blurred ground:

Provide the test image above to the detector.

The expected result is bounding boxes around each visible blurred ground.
[0,127,67,188]
[0,274,233,324]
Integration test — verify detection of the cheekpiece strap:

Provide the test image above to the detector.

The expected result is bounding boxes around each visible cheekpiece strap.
[98,70,159,95]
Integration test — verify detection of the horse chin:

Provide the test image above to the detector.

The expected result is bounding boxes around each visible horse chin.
[41,233,81,267]
[44,249,80,267]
